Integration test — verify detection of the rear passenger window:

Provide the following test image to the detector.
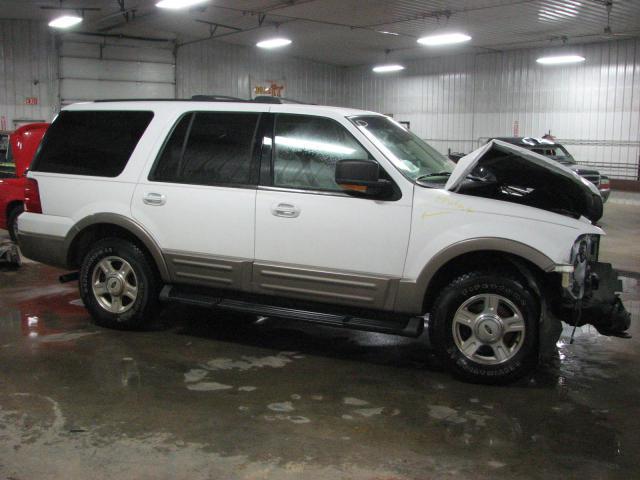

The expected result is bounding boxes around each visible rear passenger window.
[151,112,260,186]
[273,114,372,191]
[32,111,153,177]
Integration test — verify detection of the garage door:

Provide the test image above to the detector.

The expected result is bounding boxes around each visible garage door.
[59,37,175,105]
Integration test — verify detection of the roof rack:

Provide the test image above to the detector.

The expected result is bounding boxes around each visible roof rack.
[252,95,313,105]
[93,96,248,103]
[91,95,313,104]
[93,98,182,102]
[191,95,247,102]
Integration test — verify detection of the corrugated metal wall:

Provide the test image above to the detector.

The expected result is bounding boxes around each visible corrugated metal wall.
[344,39,640,180]
[176,38,345,106]
[59,35,175,104]
[2,20,637,181]
[345,53,477,159]
[0,19,57,129]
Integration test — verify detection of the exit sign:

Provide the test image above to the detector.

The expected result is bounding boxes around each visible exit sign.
[25,97,38,105]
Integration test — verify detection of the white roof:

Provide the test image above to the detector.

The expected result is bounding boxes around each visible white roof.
[63,100,379,119]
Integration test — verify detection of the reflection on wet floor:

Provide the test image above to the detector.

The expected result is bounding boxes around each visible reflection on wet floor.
[1,261,639,479]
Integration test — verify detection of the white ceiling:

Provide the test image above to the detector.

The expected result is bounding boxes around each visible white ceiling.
[1,0,639,66]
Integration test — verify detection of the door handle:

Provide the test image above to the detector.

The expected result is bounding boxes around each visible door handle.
[143,192,166,206]
[272,202,300,218]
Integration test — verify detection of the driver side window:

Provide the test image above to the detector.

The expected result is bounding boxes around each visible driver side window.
[273,114,372,191]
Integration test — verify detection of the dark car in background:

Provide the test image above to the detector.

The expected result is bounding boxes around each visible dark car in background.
[491,137,611,202]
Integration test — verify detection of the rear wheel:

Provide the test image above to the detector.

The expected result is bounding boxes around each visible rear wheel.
[429,271,539,384]
[79,237,160,330]
[7,204,23,242]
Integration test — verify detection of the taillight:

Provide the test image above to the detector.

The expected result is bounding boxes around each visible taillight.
[600,177,611,190]
[24,178,42,213]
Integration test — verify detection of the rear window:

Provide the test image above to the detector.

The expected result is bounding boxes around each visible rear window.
[31,110,153,177]
[150,112,260,186]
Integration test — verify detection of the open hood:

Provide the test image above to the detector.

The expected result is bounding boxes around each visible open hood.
[445,140,603,222]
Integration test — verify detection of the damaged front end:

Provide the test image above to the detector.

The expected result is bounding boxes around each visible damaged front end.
[445,140,604,223]
[445,141,630,337]
[556,234,631,337]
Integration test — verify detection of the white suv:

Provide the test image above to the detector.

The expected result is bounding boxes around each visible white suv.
[17,98,630,384]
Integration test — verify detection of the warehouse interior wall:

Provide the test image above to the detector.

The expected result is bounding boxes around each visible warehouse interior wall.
[58,34,175,105]
[0,19,638,181]
[176,37,345,106]
[0,20,57,130]
[343,38,640,181]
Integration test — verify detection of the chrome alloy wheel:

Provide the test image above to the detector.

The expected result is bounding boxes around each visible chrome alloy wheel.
[91,256,138,314]
[452,293,526,365]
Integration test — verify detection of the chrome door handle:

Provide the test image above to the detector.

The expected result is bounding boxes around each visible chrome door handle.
[272,203,300,218]
[143,192,166,206]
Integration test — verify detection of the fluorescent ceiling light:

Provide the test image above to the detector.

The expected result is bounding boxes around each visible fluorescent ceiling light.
[48,15,82,29]
[417,32,471,46]
[156,0,208,9]
[256,37,292,49]
[372,64,405,73]
[377,30,400,36]
[536,55,585,65]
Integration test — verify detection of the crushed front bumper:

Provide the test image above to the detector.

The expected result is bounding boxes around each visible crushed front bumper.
[577,262,631,336]
[558,261,631,337]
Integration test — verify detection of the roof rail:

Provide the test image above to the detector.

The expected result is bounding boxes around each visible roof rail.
[252,95,313,105]
[90,95,314,104]
[92,96,248,103]
[191,95,247,102]
[93,98,182,102]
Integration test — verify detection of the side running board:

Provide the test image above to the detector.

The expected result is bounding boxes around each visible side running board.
[160,285,424,338]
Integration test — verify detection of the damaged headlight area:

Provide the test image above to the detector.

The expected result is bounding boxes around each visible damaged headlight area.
[564,234,600,300]
[556,234,631,337]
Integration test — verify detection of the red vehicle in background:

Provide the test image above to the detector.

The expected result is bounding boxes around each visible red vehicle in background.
[0,123,49,241]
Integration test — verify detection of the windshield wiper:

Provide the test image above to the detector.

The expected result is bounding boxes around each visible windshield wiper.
[416,172,452,181]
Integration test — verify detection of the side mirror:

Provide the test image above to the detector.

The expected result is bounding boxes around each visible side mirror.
[335,159,392,198]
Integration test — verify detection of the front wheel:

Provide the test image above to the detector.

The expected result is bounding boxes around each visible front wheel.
[79,237,160,330]
[429,271,539,385]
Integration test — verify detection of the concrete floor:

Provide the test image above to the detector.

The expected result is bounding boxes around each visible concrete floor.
[1,194,639,480]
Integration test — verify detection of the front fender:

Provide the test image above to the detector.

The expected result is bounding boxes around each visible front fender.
[395,189,602,313]
[395,237,555,313]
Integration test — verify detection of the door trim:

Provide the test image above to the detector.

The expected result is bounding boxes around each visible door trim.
[252,261,399,310]
[164,250,252,290]
[161,252,401,311]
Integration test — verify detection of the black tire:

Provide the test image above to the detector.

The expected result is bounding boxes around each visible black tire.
[7,204,23,242]
[79,237,160,330]
[429,271,540,385]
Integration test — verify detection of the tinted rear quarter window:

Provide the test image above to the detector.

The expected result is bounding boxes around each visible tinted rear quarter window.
[150,112,260,186]
[32,110,153,177]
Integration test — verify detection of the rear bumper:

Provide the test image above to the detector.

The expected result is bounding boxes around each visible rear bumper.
[599,189,611,203]
[17,231,68,269]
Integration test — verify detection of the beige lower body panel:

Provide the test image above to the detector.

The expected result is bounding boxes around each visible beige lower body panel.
[164,250,252,290]
[162,250,399,311]
[252,262,399,310]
